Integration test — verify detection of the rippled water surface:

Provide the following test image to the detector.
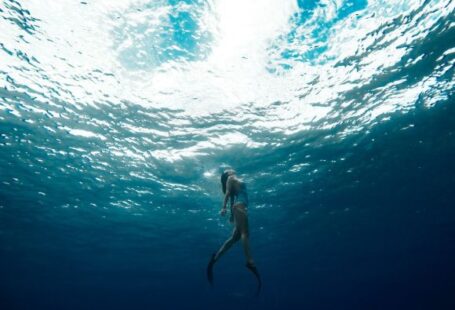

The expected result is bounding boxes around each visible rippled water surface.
[1,0,455,309]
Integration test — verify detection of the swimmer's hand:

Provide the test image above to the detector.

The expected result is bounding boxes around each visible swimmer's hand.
[220,207,227,216]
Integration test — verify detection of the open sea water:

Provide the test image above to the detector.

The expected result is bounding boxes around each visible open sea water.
[1,0,454,309]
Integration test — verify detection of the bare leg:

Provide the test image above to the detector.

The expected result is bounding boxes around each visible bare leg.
[233,204,261,294]
[241,233,254,265]
[207,227,241,285]
[207,228,240,285]
[214,228,240,262]
[233,204,254,265]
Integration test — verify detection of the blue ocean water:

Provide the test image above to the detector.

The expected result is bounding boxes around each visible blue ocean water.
[1,0,454,309]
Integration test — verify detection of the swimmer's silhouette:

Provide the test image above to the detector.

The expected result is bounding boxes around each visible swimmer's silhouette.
[207,169,261,295]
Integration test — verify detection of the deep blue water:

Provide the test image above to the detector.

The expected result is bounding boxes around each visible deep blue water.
[1,0,455,309]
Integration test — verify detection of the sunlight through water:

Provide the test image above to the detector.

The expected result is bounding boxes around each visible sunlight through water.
[0,0,455,309]
[0,0,454,214]
[1,1,455,307]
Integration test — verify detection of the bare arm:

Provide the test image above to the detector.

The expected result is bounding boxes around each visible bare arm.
[221,176,234,215]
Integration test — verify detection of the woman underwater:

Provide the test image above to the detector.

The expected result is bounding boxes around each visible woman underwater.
[207,169,261,293]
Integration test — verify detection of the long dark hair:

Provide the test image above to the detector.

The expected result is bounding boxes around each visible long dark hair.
[221,169,234,194]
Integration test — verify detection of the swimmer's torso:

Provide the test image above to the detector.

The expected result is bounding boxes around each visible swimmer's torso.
[229,176,248,207]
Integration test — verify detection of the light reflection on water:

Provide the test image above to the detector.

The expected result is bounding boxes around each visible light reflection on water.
[0,0,454,213]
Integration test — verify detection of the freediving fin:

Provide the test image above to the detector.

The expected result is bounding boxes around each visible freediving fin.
[207,253,216,286]
[246,262,262,296]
